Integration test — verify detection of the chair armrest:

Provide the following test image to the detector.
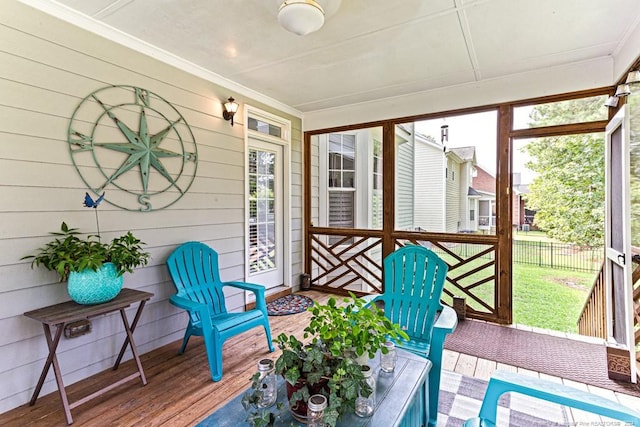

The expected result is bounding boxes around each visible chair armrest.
[169,294,208,315]
[225,281,266,295]
[225,281,268,313]
[434,305,457,335]
[478,370,640,425]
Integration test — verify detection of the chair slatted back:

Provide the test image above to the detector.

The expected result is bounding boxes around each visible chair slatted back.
[382,245,449,342]
[167,242,228,323]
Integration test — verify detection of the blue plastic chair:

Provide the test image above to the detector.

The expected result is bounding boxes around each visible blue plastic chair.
[166,242,274,381]
[364,245,457,427]
[464,370,640,427]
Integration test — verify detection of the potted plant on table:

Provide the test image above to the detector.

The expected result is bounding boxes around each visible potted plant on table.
[254,293,408,427]
[23,221,150,305]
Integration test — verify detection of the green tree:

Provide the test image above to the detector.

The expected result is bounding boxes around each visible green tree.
[522,97,605,246]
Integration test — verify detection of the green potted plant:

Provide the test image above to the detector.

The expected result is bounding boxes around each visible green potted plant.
[23,221,150,304]
[271,293,409,427]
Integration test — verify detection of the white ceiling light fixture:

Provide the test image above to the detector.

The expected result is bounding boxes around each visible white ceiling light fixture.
[278,0,326,36]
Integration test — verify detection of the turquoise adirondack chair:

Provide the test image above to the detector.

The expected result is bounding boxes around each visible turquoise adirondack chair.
[166,242,274,381]
[464,370,640,427]
[364,245,457,427]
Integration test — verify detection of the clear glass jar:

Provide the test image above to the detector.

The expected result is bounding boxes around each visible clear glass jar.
[257,358,277,408]
[307,394,327,427]
[355,364,376,417]
[380,341,397,373]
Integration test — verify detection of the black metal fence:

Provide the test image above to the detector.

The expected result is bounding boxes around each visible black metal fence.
[513,240,603,273]
[432,240,603,273]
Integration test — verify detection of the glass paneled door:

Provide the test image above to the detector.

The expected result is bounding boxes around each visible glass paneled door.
[248,141,284,288]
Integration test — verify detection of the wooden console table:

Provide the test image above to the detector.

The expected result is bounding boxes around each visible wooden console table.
[24,288,153,425]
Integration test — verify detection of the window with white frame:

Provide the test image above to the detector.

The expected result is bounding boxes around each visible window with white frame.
[328,134,356,233]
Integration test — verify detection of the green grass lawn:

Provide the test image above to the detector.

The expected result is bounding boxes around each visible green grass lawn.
[435,241,597,333]
[513,230,559,242]
[512,264,593,333]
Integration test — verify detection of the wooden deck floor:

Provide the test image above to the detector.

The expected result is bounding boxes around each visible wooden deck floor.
[2,291,639,426]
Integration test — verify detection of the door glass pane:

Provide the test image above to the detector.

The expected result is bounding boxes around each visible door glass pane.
[248,117,282,138]
[396,110,498,234]
[249,149,276,273]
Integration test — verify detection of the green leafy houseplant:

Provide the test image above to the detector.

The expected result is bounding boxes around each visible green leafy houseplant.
[272,293,409,427]
[23,221,150,282]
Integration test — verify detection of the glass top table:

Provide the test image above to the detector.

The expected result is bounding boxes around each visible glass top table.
[199,348,432,427]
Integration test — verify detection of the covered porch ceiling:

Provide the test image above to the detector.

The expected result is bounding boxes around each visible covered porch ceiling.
[23,0,640,118]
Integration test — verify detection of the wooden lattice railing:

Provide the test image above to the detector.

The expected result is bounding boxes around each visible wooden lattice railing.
[396,236,499,322]
[577,263,607,339]
[308,227,384,295]
[307,227,505,323]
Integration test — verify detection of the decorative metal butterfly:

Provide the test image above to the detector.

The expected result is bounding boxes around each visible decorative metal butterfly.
[83,192,105,208]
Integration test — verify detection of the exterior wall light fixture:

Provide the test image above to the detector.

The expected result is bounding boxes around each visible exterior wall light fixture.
[223,97,239,126]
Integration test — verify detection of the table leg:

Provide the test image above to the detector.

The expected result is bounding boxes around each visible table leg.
[29,323,74,425]
[116,304,147,385]
[114,300,146,369]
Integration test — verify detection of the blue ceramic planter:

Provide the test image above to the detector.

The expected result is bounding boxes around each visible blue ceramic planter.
[67,262,123,305]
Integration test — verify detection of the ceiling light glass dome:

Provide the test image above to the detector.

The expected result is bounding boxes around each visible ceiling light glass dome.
[278,0,325,36]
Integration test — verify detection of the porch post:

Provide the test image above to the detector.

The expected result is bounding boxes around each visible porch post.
[497,104,513,324]
[382,122,396,266]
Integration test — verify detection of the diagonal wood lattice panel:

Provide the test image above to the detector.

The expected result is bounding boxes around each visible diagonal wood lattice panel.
[398,239,498,320]
[310,234,383,293]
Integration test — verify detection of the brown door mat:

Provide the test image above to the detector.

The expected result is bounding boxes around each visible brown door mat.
[444,319,640,398]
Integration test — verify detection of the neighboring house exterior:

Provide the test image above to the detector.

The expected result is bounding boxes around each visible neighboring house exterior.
[413,129,446,232]
[447,147,477,233]
[396,125,417,231]
[512,173,535,230]
[316,127,484,238]
[471,165,498,233]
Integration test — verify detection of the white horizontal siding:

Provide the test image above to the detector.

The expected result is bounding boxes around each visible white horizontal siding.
[414,141,445,232]
[396,139,414,231]
[0,1,302,414]
[446,161,462,232]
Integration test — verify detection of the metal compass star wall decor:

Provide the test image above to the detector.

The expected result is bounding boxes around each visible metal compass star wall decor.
[67,85,198,211]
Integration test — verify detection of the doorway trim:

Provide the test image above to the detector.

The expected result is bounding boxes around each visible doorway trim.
[244,105,292,291]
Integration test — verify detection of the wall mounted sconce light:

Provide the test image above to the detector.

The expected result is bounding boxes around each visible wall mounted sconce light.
[223,97,239,126]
